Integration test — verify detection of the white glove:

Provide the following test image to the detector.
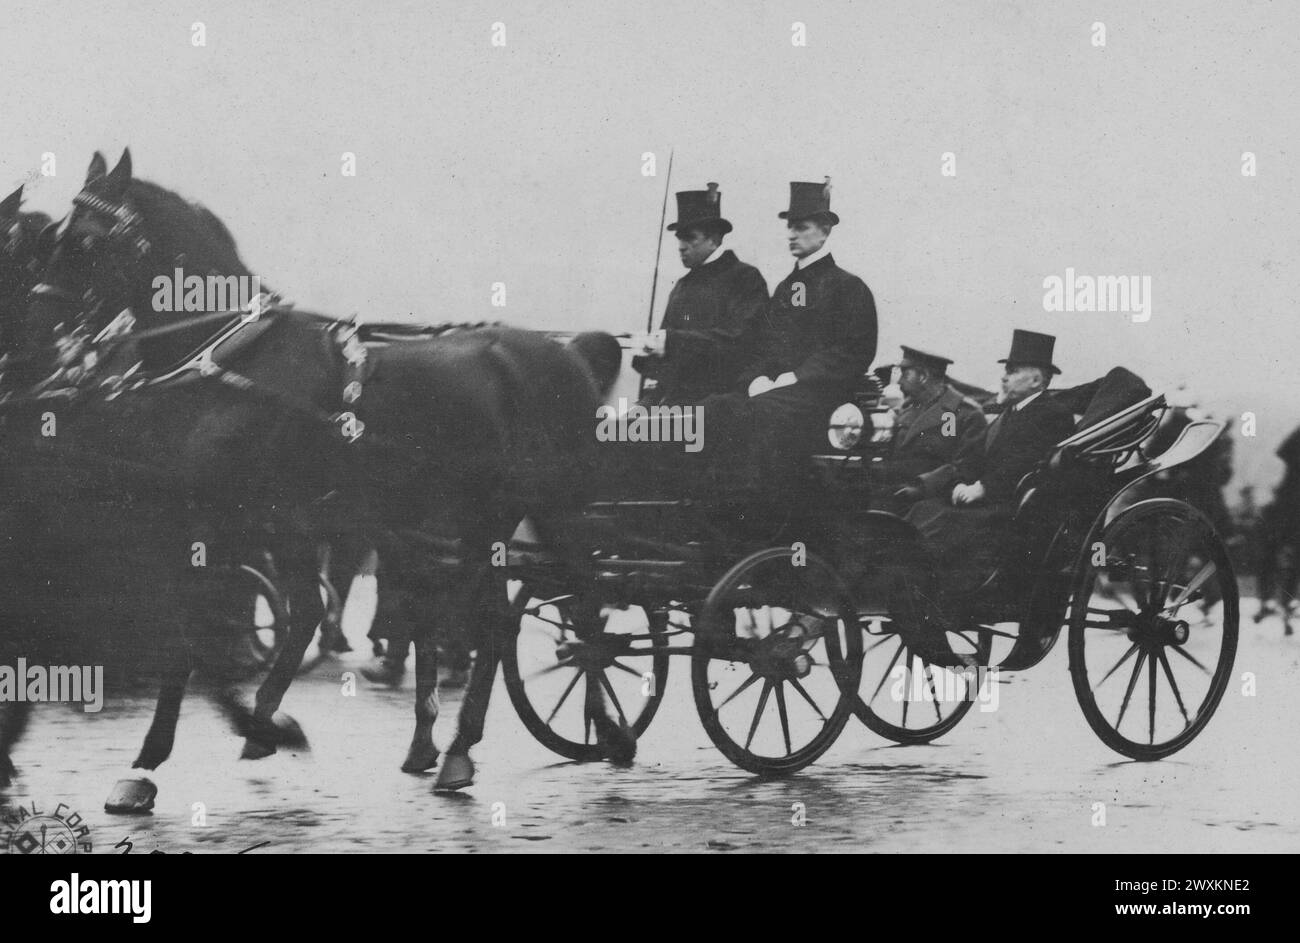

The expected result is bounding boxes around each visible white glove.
[772,371,797,390]
[951,481,987,506]
[748,376,776,397]
[633,330,667,356]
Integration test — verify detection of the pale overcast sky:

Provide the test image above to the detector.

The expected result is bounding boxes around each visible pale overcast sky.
[4,0,1297,490]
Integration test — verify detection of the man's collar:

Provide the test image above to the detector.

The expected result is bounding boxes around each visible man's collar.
[702,245,728,267]
[795,244,832,270]
[1013,390,1043,412]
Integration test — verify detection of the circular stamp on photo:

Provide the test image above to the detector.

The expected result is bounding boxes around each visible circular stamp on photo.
[2,802,93,854]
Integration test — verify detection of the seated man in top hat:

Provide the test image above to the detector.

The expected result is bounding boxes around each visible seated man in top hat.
[633,183,768,405]
[700,178,876,497]
[895,330,1076,654]
[874,345,987,512]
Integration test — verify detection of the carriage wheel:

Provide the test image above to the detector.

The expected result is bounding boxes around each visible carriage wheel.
[1069,499,1238,760]
[213,564,289,673]
[852,617,992,744]
[691,547,863,774]
[502,581,671,761]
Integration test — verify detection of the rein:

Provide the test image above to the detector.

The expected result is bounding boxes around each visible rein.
[0,295,370,445]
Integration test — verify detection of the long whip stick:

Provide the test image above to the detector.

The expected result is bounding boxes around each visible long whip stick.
[638,147,674,399]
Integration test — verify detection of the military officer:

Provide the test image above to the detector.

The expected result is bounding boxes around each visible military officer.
[880,346,987,504]
[634,183,768,405]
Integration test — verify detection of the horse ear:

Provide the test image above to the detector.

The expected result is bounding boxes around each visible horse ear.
[0,186,21,220]
[103,148,133,198]
[86,151,108,184]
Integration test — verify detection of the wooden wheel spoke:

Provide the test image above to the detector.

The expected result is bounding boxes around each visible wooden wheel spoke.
[1156,648,1192,729]
[900,653,912,728]
[1168,642,1211,675]
[868,640,906,706]
[922,661,944,723]
[1098,642,1140,687]
[545,669,584,726]
[711,670,761,719]
[787,677,826,721]
[598,672,630,728]
[1166,562,1217,614]
[775,684,793,756]
[609,659,645,680]
[1116,648,1147,730]
[744,680,774,751]
[1147,647,1158,745]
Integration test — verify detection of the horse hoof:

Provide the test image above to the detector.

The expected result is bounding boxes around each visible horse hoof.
[434,754,474,791]
[105,777,157,814]
[594,716,637,767]
[272,711,308,749]
[240,738,277,760]
[401,742,440,773]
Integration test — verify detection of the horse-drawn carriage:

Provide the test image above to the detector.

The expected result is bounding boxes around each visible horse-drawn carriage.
[500,360,1239,772]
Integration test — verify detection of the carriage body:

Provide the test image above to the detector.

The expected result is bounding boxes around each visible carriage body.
[503,360,1239,772]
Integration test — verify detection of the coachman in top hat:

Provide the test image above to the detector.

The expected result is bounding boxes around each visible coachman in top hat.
[635,183,768,404]
[703,178,876,489]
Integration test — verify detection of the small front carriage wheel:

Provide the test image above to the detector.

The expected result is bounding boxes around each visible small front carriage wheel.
[502,580,671,761]
[1069,499,1238,760]
[691,546,863,774]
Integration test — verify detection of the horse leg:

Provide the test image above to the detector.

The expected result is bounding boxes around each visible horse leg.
[575,596,636,766]
[400,627,441,772]
[436,559,504,792]
[103,652,192,814]
[1255,528,1279,622]
[0,701,32,789]
[236,557,320,759]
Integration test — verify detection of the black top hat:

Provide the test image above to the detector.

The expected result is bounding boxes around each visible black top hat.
[998,329,1061,375]
[899,346,953,374]
[667,182,732,234]
[778,177,840,225]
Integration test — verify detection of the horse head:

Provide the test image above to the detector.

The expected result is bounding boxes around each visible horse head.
[23,148,259,385]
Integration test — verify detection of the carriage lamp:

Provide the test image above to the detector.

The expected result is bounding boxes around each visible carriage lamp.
[828,403,865,450]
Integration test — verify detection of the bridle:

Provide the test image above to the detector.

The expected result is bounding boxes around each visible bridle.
[5,186,369,446]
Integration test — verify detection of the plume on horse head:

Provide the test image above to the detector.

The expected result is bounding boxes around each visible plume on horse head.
[1,184,57,359]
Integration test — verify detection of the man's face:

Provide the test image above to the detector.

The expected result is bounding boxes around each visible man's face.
[898,365,928,400]
[787,219,830,258]
[677,229,719,269]
[1001,364,1044,403]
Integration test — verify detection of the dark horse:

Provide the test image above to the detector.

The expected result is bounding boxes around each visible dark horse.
[1,150,615,807]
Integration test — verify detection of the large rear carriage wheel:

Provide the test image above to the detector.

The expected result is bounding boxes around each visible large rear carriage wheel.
[1069,499,1238,760]
[691,547,863,774]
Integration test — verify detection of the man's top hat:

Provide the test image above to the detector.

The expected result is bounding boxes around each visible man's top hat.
[899,346,953,375]
[778,177,840,225]
[667,182,732,234]
[998,329,1061,375]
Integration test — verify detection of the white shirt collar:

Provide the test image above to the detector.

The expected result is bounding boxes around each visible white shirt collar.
[795,244,832,270]
[702,245,727,266]
[1013,391,1043,412]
